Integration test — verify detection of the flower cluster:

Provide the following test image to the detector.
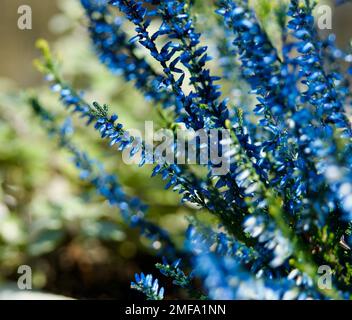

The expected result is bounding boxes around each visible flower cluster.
[81,0,175,108]
[131,273,164,300]
[30,0,352,300]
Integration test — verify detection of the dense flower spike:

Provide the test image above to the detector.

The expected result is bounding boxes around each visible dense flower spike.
[288,0,351,135]
[284,0,352,231]
[144,0,227,124]
[110,0,208,128]
[217,0,296,190]
[81,0,176,108]
[216,1,306,222]
[216,0,290,139]
[29,0,352,300]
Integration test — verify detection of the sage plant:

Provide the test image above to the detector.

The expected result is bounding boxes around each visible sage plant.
[30,0,352,300]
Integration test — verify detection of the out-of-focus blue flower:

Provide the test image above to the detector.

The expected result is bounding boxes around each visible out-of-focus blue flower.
[288,0,351,135]
[216,0,285,132]
[335,0,351,5]
[186,224,305,300]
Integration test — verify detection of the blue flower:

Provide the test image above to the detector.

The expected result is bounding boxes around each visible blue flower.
[131,273,165,300]
[81,0,176,109]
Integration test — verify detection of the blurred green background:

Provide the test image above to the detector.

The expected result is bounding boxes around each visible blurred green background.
[0,0,351,299]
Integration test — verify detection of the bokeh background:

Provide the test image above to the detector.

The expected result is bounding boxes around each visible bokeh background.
[0,0,351,299]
